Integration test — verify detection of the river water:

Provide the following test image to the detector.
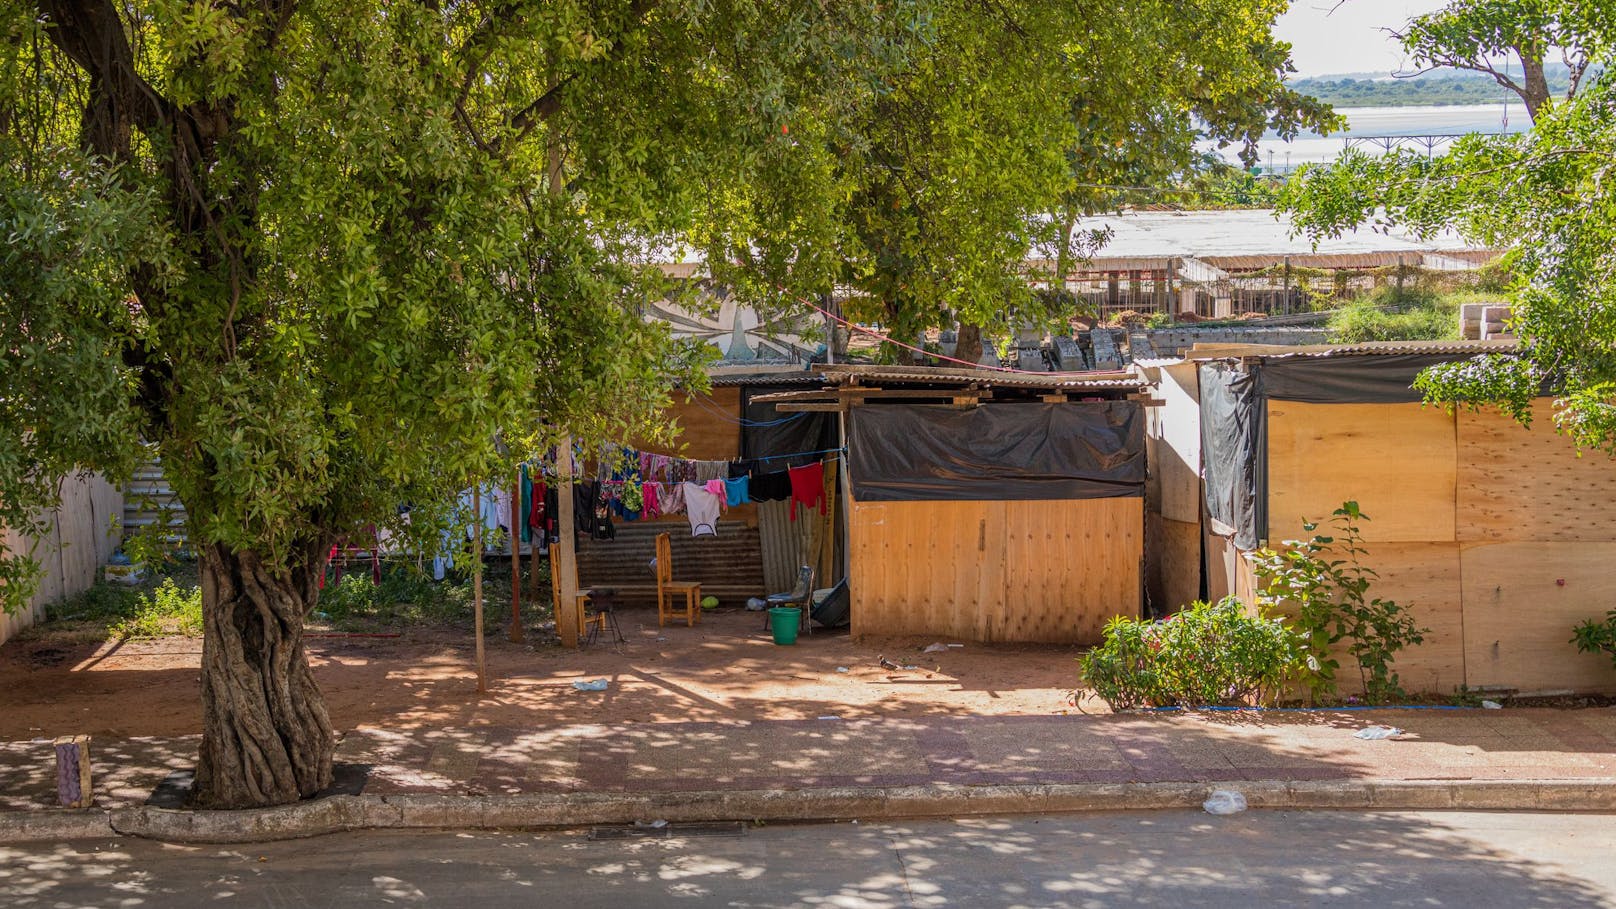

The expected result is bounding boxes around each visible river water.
[1206,103,1529,171]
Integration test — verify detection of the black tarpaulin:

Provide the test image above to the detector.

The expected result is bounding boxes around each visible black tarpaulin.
[1258,354,1460,404]
[846,402,1144,502]
[1199,362,1265,549]
[741,385,838,466]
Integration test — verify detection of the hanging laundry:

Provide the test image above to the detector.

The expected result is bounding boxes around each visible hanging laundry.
[642,481,662,520]
[789,461,827,521]
[529,478,546,537]
[750,469,791,502]
[703,478,726,499]
[574,481,598,536]
[729,459,757,479]
[724,475,751,506]
[695,460,729,482]
[519,466,534,544]
[683,481,721,537]
[662,480,686,515]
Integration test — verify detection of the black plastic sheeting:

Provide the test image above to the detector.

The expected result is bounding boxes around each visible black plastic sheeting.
[846,402,1144,502]
[1259,354,1462,404]
[1199,362,1266,550]
[740,386,838,467]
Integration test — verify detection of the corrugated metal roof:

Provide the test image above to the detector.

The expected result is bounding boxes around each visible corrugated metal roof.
[1199,252,1413,271]
[818,364,1145,391]
[1185,339,1519,361]
[706,370,825,387]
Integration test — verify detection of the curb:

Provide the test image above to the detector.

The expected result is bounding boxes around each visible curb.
[5,779,1615,844]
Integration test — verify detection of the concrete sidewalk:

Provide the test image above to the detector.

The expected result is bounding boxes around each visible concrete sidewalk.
[4,708,1616,841]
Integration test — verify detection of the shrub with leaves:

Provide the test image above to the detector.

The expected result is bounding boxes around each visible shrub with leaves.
[1080,597,1299,710]
[1246,501,1428,703]
[1572,610,1616,671]
[111,578,203,639]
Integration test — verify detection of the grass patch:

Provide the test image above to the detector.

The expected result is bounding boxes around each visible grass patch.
[110,577,204,638]
[1326,287,1504,343]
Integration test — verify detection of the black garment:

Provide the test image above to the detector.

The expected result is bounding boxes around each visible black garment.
[750,470,792,502]
[573,481,598,536]
[729,459,758,479]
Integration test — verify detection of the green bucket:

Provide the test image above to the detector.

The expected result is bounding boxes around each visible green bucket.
[768,607,801,645]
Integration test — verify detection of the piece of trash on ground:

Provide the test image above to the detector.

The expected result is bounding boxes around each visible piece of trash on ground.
[817,715,840,721]
[877,655,901,671]
[634,819,669,829]
[900,664,918,670]
[1202,790,1247,815]
[1481,700,1503,709]
[572,679,610,692]
[1353,725,1402,740]
[922,643,949,654]
[836,667,849,673]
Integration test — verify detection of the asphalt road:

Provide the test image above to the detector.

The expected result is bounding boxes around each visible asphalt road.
[3,810,1613,908]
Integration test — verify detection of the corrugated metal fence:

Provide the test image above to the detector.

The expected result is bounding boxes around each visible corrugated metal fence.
[1,472,124,645]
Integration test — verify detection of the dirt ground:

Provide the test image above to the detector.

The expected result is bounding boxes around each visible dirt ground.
[0,606,1091,741]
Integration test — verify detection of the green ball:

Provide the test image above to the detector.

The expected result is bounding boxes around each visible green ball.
[700,595,719,610]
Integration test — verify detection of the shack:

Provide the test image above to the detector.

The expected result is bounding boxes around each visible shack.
[759,364,1149,644]
[1142,340,1616,695]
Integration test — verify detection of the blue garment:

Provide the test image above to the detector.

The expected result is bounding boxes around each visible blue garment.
[723,475,751,506]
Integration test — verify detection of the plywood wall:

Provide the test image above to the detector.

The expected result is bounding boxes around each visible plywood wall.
[630,387,743,461]
[1251,396,1616,695]
[1457,406,1616,542]
[1266,400,1456,543]
[1,473,124,646]
[849,497,1141,644]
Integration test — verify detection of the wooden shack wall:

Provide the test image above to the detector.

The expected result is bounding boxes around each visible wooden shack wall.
[849,496,1142,644]
[1250,397,1616,695]
[1,473,124,646]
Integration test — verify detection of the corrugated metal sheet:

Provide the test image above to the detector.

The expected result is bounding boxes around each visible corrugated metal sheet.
[758,499,815,592]
[1200,252,1414,271]
[815,364,1146,391]
[1185,339,1518,361]
[123,457,188,544]
[574,520,766,606]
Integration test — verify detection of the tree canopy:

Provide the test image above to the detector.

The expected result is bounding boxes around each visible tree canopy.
[2,0,1324,806]
[1281,35,1616,452]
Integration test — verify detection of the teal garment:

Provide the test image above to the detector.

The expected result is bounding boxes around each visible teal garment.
[723,475,750,506]
[519,465,533,544]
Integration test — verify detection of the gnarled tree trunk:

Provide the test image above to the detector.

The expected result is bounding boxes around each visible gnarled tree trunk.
[192,542,334,808]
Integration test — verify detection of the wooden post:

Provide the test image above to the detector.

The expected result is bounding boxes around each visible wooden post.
[556,435,580,648]
[473,488,487,693]
[509,472,523,643]
[817,458,838,589]
[54,735,92,808]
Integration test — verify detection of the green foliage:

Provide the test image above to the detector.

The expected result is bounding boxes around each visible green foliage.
[111,578,204,639]
[1080,597,1300,710]
[1282,12,1616,457]
[314,570,475,630]
[1291,71,1572,109]
[1327,287,1464,343]
[1571,609,1616,671]
[1246,502,1429,703]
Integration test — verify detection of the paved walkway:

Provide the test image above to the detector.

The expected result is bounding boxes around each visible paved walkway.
[4,708,1616,812]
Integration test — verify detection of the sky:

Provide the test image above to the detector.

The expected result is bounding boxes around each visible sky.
[1274,0,1451,78]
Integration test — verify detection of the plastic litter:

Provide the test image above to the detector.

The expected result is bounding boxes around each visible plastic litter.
[1353,725,1403,740]
[922,643,949,654]
[836,667,850,673]
[1202,790,1247,815]
[746,597,768,611]
[817,715,840,721]
[1481,700,1503,709]
[634,819,669,829]
[572,679,610,692]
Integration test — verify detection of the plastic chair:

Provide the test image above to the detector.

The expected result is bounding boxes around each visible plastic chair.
[654,532,702,627]
[762,564,815,635]
[550,544,605,643]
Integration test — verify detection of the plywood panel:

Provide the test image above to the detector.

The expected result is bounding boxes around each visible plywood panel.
[1158,518,1203,612]
[1461,542,1616,694]
[631,387,743,461]
[850,497,1141,644]
[1266,401,1456,543]
[1457,403,1616,542]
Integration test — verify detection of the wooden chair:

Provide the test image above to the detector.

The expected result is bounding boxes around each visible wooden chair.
[550,544,605,643]
[654,532,702,627]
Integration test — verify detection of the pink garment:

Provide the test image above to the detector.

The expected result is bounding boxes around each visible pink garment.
[642,481,661,519]
[704,478,726,498]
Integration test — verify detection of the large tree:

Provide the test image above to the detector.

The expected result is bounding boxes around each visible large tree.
[1281,38,1616,451]
[1393,0,1615,122]
[1,0,1323,807]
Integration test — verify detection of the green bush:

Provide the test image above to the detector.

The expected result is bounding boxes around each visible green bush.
[1080,597,1299,710]
[1247,501,1428,703]
[1327,287,1459,343]
[111,578,203,638]
[313,568,474,629]
[1571,610,1616,670]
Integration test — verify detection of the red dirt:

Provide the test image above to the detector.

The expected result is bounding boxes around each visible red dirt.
[0,608,1090,741]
